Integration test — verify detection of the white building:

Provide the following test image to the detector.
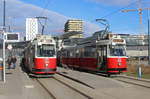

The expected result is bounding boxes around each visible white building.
[26,18,38,41]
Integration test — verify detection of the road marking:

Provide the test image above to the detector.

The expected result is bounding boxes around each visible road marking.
[24,85,34,88]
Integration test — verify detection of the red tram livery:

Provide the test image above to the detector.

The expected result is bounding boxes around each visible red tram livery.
[58,31,127,76]
[23,35,56,77]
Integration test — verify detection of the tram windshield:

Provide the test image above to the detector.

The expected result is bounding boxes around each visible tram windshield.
[109,45,126,56]
[37,44,55,57]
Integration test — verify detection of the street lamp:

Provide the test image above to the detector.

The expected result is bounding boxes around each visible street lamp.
[148,8,150,64]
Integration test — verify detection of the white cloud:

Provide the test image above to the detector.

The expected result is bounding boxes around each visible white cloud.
[0,0,101,37]
[83,21,101,37]
[85,0,137,6]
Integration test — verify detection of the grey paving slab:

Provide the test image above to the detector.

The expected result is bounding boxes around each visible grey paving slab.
[0,62,52,99]
[57,67,150,99]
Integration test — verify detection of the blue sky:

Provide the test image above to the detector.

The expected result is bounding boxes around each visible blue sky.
[0,0,150,37]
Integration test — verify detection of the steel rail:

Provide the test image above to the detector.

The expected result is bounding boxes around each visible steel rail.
[53,77,93,99]
[114,75,150,89]
[57,72,95,89]
[35,79,57,99]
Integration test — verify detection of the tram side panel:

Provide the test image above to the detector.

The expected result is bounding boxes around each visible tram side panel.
[59,38,127,75]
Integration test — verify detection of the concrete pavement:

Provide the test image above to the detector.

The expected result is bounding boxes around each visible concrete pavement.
[1,62,150,99]
[0,62,52,99]
[57,67,150,99]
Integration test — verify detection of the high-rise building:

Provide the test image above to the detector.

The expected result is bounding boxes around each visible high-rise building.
[26,18,38,41]
[64,19,83,32]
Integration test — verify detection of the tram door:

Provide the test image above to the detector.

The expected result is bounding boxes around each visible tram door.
[30,46,35,70]
[97,45,107,71]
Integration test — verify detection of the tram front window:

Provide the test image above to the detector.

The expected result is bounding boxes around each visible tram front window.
[37,44,55,57]
[110,45,126,56]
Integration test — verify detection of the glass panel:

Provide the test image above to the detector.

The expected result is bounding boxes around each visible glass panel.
[110,45,126,56]
[37,44,55,57]
[84,46,96,57]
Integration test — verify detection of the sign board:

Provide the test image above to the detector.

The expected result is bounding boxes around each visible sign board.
[7,34,18,40]
[5,32,19,42]
[7,44,12,51]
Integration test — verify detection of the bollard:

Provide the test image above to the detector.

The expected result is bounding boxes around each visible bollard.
[139,66,142,78]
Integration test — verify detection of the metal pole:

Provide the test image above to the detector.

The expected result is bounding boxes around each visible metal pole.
[148,8,150,64]
[3,0,6,27]
[2,33,6,83]
[41,25,44,35]
[2,0,6,83]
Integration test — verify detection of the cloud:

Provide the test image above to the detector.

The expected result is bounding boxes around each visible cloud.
[83,21,101,37]
[0,0,101,37]
[85,0,137,6]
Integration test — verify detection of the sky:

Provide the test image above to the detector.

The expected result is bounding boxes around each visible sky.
[0,0,150,37]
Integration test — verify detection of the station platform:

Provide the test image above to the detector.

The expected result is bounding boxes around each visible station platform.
[0,61,50,99]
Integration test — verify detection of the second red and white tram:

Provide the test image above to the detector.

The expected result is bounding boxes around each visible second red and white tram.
[59,31,127,76]
[23,35,56,77]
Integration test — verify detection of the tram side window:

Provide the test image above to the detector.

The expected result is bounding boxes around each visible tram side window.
[70,52,73,57]
[61,50,67,58]
[84,47,96,58]
[75,49,79,57]
[67,51,70,57]
[79,48,84,58]
[69,49,74,57]
[72,49,76,57]
[84,47,89,57]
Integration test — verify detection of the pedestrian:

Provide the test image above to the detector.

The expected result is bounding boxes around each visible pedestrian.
[7,57,12,69]
[12,56,17,69]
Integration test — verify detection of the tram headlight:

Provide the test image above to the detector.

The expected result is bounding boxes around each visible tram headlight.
[45,64,49,67]
[118,63,121,66]
[118,58,122,66]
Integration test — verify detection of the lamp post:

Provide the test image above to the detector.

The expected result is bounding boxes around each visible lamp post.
[2,0,6,83]
[148,8,150,64]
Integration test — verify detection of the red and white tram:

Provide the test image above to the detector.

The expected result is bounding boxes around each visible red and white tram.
[23,35,56,76]
[59,31,127,76]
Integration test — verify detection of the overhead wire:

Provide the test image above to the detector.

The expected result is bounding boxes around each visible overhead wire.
[37,0,52,34]
[100,0,139,19]
[39,0,52,17]
[85,0,141,34]
[89,0,140,23]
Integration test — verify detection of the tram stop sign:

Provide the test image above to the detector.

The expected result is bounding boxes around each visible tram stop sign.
[7,44,12,51]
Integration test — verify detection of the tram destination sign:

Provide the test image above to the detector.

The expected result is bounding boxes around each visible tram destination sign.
[5,32,19,42]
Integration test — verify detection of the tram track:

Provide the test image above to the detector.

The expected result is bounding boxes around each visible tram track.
[53,77,93,99]
[35,78,57,99]
[34,76,93,99]
[113,75,150,89]
[57,72,95,89]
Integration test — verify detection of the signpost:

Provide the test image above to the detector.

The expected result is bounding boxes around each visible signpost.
[148,8,150,64]
[7,44,12,51]
[2,0,6,83]
[2,33,6,82]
